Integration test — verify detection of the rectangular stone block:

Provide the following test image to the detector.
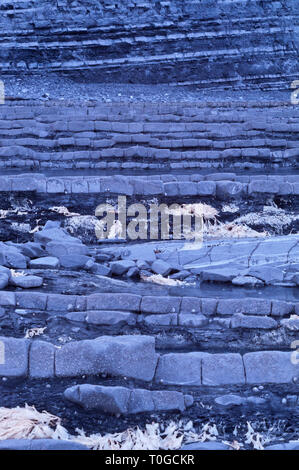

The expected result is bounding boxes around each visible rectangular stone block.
[271,300,294,317]
[29,341,55,378]
[16,292,47,310]
[243,351,299,384]
[217,298,271,316]
[180,297,201,314]
[141,296,181,314]
[141,313,177,326]
[155,352,209,386]
[0,337,29,377]
[86,310,137,326]
[87,293,141,312]
[46,294,77,312]
[55,335,158,381]
[0,291,15,306]
[202,353,245,385]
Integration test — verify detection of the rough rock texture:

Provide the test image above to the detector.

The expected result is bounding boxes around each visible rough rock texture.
[0,100,298,171]
[0,0,297,88]
[64,384,192,414]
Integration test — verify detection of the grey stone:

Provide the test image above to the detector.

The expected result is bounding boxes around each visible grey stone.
[87,293,141,311]
[65,311,86,322]
[248,266,284,284]
[215,394,246,407]
[110,260,135,275]
[91,263,111,276]
[127,388,155,414]
[19,242,46,258]
[46,294,77,312]
[64,384,189,414]
[216,181,244,199]
[59,255,91,269]
[55,335,158,381]
[0,273,9,289]
[202,353,245,385]
[46,241,88,257]
[232,275,264,287]
[0,244,27,269]
[86,310,136,326]
[170,270,190,280]
[151,390,185,412]
[201,267,242,282]
[126,267,139,278]
[0,337,29,377]
[141,296,181,314]
[244,351,299,384]
[248,180,279,194]
[181,442,230,450]
[29,256,60,269]
[180,297,201,314]
[201,298,217,316]
[246,396,267,405]
[197,181,216,196]
[16,292,47,310]
[155,352,209,385]
[281,318,299,331]
[0,439,88,450]
[34,227,76,245]
[178,314,208,327]
[10,275,43,288]
[64,384,131,414]
[29,341,55,378]
[217,299,271,316]
[151,260,172,276]
[231,313,277,329]
[141,313,177,326]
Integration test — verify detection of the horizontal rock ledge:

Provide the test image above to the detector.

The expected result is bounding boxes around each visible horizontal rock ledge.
[0,336,298,386]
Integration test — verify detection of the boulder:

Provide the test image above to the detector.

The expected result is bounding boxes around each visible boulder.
[151,260,172,276]
[29,257,60,269]
[34,227,77,245]
[0,243,27,269]
[59,255,92,269]
[110,260,135,275]
[10,275,43,289]
[46,241,88,257]
[64,384,131,414]
[18,242,46,259]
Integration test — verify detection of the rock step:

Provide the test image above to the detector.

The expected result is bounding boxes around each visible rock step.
[0,335,298,386]
[0,100,298,169]
[0,291,297,318]
[1,174,299,197]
